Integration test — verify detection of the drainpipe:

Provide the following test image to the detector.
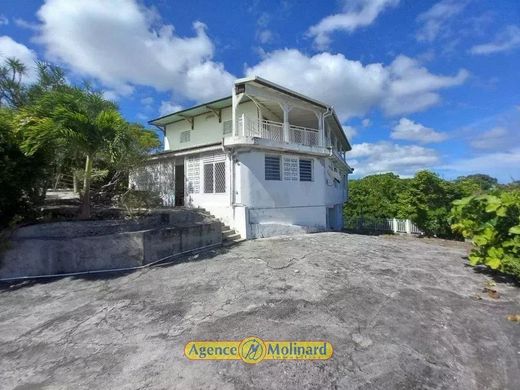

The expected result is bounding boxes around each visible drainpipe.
[153,124,167,150]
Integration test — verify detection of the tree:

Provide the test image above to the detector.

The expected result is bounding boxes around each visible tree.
[0,108,47,226]
[0,57,28,108]
[344,173,408,221]
[455,174,498,196]
[18,86,128,218]
[399,171,460,238]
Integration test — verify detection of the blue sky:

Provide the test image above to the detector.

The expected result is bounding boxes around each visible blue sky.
[1,0,519,181]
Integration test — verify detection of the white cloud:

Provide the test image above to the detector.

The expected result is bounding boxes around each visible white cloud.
[0,36,38,82]
[470,25,520,55]
[348,141,439,177]
[159,101,183,116]
[257,29,274,44]
[308,0,399,49]
[416,0,468,42]
[246,49,467,120]
[470,126,515,150]
[0,15,8,26]
[440,148,520,182]
[35,0,234,102]
[361,118,371,127]
[141,96,154,106]
[342,125,357,139]
[391,117,448,143]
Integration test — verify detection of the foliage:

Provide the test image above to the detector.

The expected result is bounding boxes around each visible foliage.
[117,190,162,217]
[344,173,408,221]
[0,109,48,226]
[399,171,462,238]
[450,191,520,279]
[0,56,160,225]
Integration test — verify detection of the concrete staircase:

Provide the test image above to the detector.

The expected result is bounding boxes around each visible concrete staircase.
[193,208,245,247]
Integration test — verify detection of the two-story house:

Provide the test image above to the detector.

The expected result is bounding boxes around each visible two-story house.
[131,76,353,239]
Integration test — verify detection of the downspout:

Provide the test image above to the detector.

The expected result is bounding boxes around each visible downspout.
[153,124,167,150]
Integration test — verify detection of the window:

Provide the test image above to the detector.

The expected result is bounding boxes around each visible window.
[186,156,200,193]
[283,157,298,181]
[223,120,232,135]
[265,155,281,180]
[299,159,313,181]
[180,130,190,143]
[204,161,226,193]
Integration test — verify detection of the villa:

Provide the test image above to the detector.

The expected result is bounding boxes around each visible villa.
[131,76,353,239]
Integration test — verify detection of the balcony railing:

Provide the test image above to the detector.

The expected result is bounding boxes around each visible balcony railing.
[237,116,321,147]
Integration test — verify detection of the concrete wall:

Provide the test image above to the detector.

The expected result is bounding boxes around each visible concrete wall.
[0,218,222,279]
[164,101,258,151]
[234,149,346,237]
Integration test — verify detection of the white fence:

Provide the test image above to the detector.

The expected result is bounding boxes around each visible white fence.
[346,218,423,235]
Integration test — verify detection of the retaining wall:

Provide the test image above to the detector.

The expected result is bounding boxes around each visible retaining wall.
[0,213,221,279]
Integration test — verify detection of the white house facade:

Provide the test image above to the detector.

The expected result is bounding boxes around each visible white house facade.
[131,76,353,239]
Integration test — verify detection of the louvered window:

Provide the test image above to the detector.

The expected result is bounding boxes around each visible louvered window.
[180,130,190,143]
[223,120,232,135]
[299,159,313,182]
[265,155,281,180]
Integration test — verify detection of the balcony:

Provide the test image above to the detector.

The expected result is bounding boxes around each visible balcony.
[237,116,322,147]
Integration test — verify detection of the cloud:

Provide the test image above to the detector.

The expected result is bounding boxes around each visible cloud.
[34,0,234,102]
[470,25,520,55]
[0,15,8,26]
[361,118,371,127]
[159,101,183,116]
[440,148,520,182]
[308,0,399,49]
[348,141,439,177]
[246,49,467,120]
[391,117,448,143]
[416,0,468,42]
[470,126,518,150]
[342,125,357,139]
[0,36,38,82]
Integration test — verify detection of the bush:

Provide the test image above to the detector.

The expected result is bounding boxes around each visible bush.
[450,191,520,280]
[117,190,163,216]
[0,109,48,226]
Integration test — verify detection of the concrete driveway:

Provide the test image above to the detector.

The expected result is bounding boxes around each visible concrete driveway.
[1,233,519,389]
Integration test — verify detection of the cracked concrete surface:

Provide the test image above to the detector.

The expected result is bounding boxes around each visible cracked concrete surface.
[0,232,519,389]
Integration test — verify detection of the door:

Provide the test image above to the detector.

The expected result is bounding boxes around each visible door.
[175,164,185,206]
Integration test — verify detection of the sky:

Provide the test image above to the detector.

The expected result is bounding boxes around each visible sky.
[0,0,519,182]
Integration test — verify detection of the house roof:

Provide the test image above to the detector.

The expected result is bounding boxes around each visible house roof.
[148,76,351,151]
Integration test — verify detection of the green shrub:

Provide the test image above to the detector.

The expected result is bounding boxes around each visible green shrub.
[450,191,520,279]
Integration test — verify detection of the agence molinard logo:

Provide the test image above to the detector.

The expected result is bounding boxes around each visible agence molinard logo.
[185,336,333,364]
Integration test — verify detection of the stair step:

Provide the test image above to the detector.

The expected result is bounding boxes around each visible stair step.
[222,238,246,247]
[222,229,236,237]
[223,233,241,241]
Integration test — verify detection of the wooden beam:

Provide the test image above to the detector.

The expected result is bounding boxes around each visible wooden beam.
[179,115,194,130]
[205,106,222,123]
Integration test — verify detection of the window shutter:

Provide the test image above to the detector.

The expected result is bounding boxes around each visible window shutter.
[204,163,214,193]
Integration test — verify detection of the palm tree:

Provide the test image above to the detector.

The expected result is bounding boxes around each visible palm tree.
[18,86,127,218]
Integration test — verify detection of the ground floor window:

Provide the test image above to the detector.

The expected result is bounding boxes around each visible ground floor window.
[265,155,281,180]
[204,161,226,193]
[299,159,313,181]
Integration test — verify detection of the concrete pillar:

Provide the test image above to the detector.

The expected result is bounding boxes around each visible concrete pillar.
[280,102,291,143]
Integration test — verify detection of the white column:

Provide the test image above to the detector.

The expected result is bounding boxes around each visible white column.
[280,102,291,143]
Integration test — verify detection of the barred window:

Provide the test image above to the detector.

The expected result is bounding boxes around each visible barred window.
[223,120,232,135]
[204,161,226,193]
[283,157,298,181]
[186,156,200,194]
[180,130,190,143]
[214,162,226,192]
[299,159,313,182]
[265,155,281,180]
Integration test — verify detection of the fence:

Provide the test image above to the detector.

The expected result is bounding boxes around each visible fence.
[345,217,423,235]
